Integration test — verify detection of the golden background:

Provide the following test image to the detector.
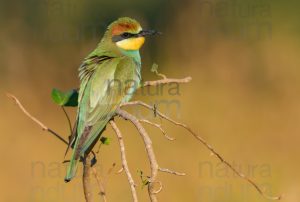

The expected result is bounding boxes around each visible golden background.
[1,0,300,201]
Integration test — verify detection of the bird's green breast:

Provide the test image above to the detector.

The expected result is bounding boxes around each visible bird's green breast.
[114,54,141,103]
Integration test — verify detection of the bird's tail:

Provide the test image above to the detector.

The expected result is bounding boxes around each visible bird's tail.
[64,149,79,182]
[64,117,111,182]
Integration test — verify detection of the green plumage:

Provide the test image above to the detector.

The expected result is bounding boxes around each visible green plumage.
[65,17,142,181]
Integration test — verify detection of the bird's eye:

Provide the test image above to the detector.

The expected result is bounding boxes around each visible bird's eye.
[122,32,130,38]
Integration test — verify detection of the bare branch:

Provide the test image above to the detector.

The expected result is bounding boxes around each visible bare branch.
[142,76,192,87]
[140,119,175,141]
[91,167,107,202]
[159,167,186,176]
[7,93,68,144]
[7,93,98,202]
[121,101,282,201]
[116,109,159,202]
[83,154,94,202]
[110,120,138,202]
[7,72,282,202]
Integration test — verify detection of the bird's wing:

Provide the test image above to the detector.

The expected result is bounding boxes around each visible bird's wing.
[65,55,138,181]
[75,55,137,157]
[64,54,113,156]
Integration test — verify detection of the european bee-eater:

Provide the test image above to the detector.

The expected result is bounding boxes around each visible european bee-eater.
[65,17,158,182]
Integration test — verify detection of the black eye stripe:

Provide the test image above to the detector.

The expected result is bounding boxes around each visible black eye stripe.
[112,32,140,42]
[122,32,132,38]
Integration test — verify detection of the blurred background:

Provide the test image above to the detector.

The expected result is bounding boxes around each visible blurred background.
[1,0,300,201]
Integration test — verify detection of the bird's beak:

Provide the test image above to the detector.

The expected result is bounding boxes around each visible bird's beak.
[138,30,161,37]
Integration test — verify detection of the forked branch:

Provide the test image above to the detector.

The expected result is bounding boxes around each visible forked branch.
[120,101,282,201]
[7,72,282,202]
[116,109,159,202]
[139,119,175,141]
[110,120,138,202]
[115,109,186,202]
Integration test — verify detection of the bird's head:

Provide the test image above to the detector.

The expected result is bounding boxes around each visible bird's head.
[105,17,159,51]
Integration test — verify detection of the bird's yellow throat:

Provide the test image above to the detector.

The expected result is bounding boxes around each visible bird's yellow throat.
[116,37,145,50]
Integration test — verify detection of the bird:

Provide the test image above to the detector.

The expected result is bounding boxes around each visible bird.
[64,17,158,182]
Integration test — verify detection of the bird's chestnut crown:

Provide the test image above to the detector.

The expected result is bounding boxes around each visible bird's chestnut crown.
[109,17,158,51]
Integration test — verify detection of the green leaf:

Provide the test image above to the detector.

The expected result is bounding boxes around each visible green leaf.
[51,88,66,106]
[51,88,78,107]
[64,89,78,107]
[100,136,110,145]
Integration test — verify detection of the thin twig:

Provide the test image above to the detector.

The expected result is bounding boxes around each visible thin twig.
[156,73,167,80]
[6,93,68,145]
[140,119,175,141]
[7,93,95,202]
[61,106,72,133]
[143,76,192,87]
[159,167,186,176]
[151,181,163,194]
[116,167,124,174]
[110,120,138,202]
[91,167,107,202]
[116,109,159,202]
[121,101,282,201]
